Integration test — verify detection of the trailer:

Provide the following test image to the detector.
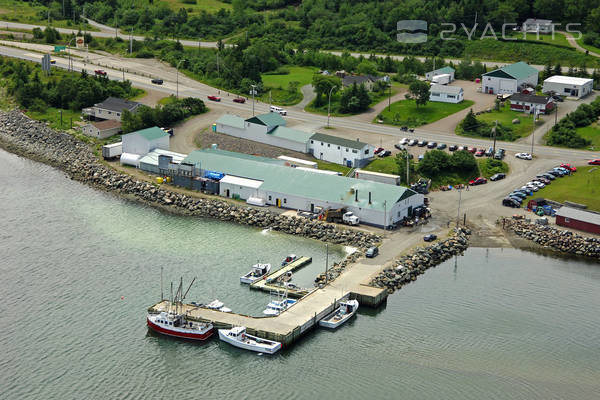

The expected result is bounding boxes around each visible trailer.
[355,169,400,186]
[431,74,451,85]
[102,142,123,159]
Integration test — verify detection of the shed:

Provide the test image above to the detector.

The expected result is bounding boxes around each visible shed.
[122,126,170,155]
[138,149,186,174]
[81,119,122,139]
[555,207,600,234]
[482,62,539,95]
[542,76,594,99]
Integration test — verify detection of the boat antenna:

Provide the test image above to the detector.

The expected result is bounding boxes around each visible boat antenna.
[325,243,329,285]
[160,266,164,301]
[182,277,196,300]
[170,282,173,313]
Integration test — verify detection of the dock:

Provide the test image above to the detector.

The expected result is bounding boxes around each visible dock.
[249,256,313,298]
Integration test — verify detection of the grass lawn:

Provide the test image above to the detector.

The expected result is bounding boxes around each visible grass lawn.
[576,123,600,151]
[260,66,318,106]
[362,156,399,175]
[457,103,543,140]
[377,99,474,127]
[505,32,571,48]
[428,170,479,189]
[0,0,96,30]
[305,83,402,116]
[128,89,148,101]
[477,158,509,178]
[535,166,600,211]
[576,37,600,55]
[26,107,82,131]
[158,95,176,105]
[315,160,352,175]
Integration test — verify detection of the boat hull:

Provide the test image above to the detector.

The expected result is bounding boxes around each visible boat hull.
[147,317,213,341]
[318,302,359,329]
[218,329,281,354]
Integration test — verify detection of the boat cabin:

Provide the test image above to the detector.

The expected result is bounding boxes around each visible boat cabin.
[251,263,269,277]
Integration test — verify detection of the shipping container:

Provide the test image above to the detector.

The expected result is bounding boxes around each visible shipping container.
[102,142,122,159]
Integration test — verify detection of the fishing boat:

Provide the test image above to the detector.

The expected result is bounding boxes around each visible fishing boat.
[218,326,281,354]
[318,299,359,329]
[206,299,232,313]
[240,263,272,284]
[281,254,298,266]
[262,291,297,316]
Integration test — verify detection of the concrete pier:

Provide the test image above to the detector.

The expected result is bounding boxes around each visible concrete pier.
[249,256,313,298]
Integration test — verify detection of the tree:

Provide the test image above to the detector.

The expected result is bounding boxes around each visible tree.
[356,60,377,75]
[407,80,430,107]
[312,74,341,107]
[418,150,450,177]
[449,150,478,173]
[460,109,479,132]
[395,150,417,184]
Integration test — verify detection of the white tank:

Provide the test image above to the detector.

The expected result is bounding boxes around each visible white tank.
[120,152,141,167]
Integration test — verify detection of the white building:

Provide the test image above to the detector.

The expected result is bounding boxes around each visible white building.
[219,175,263,200]
[308,133,374,168]
[82,97,142,122]
[121,126,170,155]
[542,76,594,99]
[429,84,464,103]
[425,66,455,82]
[81,119,121,139]
[481,62,539,95]
[522,18,553,33]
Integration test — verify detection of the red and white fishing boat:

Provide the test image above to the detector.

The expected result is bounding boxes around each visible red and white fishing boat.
[147,311,213,340]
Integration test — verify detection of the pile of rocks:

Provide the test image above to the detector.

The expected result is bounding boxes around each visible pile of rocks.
[313,249,364,286]
[0,110,381,249]
[503,218,600,259]
[369,228,470,294]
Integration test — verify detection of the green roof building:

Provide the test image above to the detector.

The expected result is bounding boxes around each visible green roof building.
[122,126,170,155]
[482,61,539,95]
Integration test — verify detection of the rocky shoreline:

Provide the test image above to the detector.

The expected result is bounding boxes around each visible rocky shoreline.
[0,110,381,249]
[369,228,471,293]
[502,219,600,259]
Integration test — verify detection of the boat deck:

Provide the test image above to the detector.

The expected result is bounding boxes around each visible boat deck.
[249,256,313,298]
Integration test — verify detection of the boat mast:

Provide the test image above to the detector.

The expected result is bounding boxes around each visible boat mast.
[325,243,329,285]
[160,266,164,301]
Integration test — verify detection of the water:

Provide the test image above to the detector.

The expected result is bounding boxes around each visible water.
[1,149,599,400]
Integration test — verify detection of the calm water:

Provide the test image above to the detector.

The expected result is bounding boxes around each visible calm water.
[1,149,599,400]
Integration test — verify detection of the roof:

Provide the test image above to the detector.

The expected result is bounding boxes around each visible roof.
[91,119,121,130]
[523,18,552,25]
[268,126,313,144]
[429,66,455,75]
[343,75,373,86]
[355,169,400,179]
[182,148,417,212]
[245,113,286,127]
[483,62,538,80]
[556,207,600,226]
[220,175,263,189]
[543,75,594,86]
[127,126,169,141]
[310,132,369,150]
[138,149,186,166]
[510,93,551,104]
[430,84,463,95]
[216,114,245,129]
[94,97,140,112]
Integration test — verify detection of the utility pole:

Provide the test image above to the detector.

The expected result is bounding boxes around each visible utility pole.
[122,68,125,82]
[554,101,558,125]
[327,85,336,128]
[456,187,462,227]
[176,59,186,99]
[325,243,329,285]
[492,120,498,154]
[251,84,256,116]
[406,151,410,184]
[383,200,387,231]
[269,90,272,108]
[129,28,133,54]
[388,81,391,111]
[216,53,220,76]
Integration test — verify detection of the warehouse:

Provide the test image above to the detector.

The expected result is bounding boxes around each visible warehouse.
[308,133,374,168]
[481,62,538,95]
[555,207,600,234]
[429,84,464,103]
[425,66,455,82]
[179,148,423,228]
[121,126,170,155]
[138,149,186,174]
[542,76,594,99]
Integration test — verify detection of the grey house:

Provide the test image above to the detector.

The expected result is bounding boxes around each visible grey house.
[82,97,142,122]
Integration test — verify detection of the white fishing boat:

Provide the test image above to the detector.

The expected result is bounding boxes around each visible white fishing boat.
[318,299,359,329]
[206,299,232,313]
[218,326,281,354]
[262,291,297,316]
[281,254,298,266]
[240,263,272,284]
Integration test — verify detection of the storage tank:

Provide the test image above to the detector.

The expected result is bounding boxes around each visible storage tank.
[120,153,141,167]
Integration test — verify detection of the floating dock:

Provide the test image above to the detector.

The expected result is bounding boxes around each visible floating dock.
[249,256,313,298]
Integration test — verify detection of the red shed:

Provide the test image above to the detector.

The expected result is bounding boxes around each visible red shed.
[555,207,600,234]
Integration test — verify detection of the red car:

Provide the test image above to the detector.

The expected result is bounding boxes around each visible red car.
[559,163,577,172]
[469,177,487,186]
[233,97,246,103]
[589,159,600,165]
[374,147,384,154]
[475,149,485,157]
[467,147,477,153]
[94,69,107,76]
[207,95,221,102]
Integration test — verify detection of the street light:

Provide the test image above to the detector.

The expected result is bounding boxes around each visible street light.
[176,59,186,99]
[66,37,75,72]
[327,85,337,128]
[251,84,257,116]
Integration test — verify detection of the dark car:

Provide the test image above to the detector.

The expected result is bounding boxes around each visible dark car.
[424,234,437,242]
[394,143,406,151]
[503,198,521,208]
[490,173,506,181]
[427,141,437,149]
[417,140,428,147]
[540,173,555,180]
[449,145,458,152]
[233,97,246,103]
[533,177,550,184]
[400,126,408,131]
[509,192,526,199]
[475,149,485,157]
[508,195,524,204]
[469,177,487,186]
[494,151,504,160]
[552,95,564,102]
[365,246,379,258]
[515,188,533,196]
[378,150,392,157]
[437,143,447,150]
[408,139,418,146]
[151,78,164,85]
[547,170,562,177]
[374,147,384,154]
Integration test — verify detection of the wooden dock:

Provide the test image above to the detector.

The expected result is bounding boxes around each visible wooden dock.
[249,256,313,298]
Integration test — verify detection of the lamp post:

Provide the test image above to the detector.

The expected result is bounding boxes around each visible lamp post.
[176,59,186,99]
[251,84,257,116]
[327,85,336,128]
[66,37,75,72]
[383,200,387,231]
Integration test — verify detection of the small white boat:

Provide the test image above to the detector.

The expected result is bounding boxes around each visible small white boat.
[281,254,298,266]
[240,263,272,284]
[218,326,281,354]
[262,297,297,316]
[319,299,359,329]
[206,299,232,313]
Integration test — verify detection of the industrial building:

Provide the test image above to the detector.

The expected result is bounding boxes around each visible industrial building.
[429,84,464,103]
[82,97,142,122]
[425,66,455,82]
[169,148,422,228]
[509,93,554,114]
[482,62,539,95]
[138,149,186,174]
[122,126,170,155]
[555,207,600,234]
[308,133,374,168]
[542,76,594,99]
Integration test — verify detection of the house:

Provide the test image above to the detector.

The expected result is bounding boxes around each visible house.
[522,18,553,33]
[215,113,313,153]
[179,148,424,228]
[341,74,389,90]
[429,84,464,103]
[82,97,142,122]
[542,76,594,99]
[308,132,374,168]
[555,207,600,234]
[121,126,170,155]
[509,93,554,114]
[425,66,455,82]
[481,62,539,95]
[81,119,121,139]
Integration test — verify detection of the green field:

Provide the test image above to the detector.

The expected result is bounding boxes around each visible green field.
[159,0,232,13]
[477,158,509,178]
[576,37,600,55]
[505,32,572,48]
[26,107,81,132]
[362,156,399,175]
[315,160,351,175]
[377,99,474,127]
[457,103,543,140]
[535,166,600,211]
[576,123,600,150]
[0,0,96,30]
[305,83,402,116]
[260,66,318,106]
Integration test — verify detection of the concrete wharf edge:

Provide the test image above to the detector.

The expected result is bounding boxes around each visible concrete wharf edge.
[249,256,313,298]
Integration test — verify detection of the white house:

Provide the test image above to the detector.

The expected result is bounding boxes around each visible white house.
[308,133,374,168]
[429,84,464,103]
[509,93,554,114]
[425,66,455,82]
[121,126,170,155]
[481,62,539,95]
[82,97,142,122]
[542,76,594,99]
[522,18,553,33]
[81,119,121,139]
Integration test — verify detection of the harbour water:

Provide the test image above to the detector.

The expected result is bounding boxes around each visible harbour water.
[1,149,599,399]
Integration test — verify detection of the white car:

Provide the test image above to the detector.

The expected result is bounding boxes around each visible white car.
[400,137,409,145]
[528,181,545,188]
[516,152,532,160]
[408,139,418,146]
[522,185,539,192]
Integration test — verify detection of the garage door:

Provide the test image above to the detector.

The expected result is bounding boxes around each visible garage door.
[499,79,515,93]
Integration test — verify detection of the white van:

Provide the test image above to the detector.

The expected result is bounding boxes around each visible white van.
[270,105,287,116]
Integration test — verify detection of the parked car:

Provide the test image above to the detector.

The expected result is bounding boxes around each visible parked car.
[475,149,485,157]
[508,195,524,204]
[151,78,163,85]
[423,234,437,242]
[469,177,487,186]
[427,141,437,149]
[467,147,477,153]
[409,128,415,132]
[418,154,424,161]
[553,167,569,175]
[539,173,555,180]
[394,143,406,150]
[207,95,221,102]
[400,126,408,131]
[589,159,600,165]
[400,138,409,145]
[490,173,506,181]
[449,145,458,151]
[515,188,533,196]
[378,150,392,157]
[533,177,550,184]
[494,151,504,160]
[559,163,576,172]
[522,185,539,192]
[374,147,384,155]
[365,246,379,258]
[503,198,521,208]
[509,191,526,199]
[437,143,447,150]
[94,69,107,76]
[408,139,418,146]
[233,97,246,103]
[485,147,494,157]
[515,152,532,160]
[417,140,427,147]
[551,95,564,102]
[528,181,545,188]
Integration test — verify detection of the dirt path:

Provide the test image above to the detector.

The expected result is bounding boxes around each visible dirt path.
[560,30,600,57]
[297,84,316,109]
